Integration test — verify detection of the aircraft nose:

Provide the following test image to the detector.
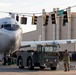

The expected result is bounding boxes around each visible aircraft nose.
[0,29,22,53]
[9,30,21,50]
[11,30,21,42]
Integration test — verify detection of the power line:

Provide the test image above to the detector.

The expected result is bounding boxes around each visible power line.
[58,5,76,11]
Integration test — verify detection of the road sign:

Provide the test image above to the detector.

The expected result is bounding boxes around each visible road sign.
[57,10,64,16]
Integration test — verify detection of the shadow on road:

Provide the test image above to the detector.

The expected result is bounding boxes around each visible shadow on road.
[0,62,76,72]
[0,64,54,72]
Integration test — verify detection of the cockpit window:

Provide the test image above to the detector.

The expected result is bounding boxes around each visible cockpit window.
[12,24,19,28]
[4,24,11,27]
[1,24,20,31]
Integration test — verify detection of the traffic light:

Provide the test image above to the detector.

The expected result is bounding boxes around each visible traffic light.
[32,14,37,25]
[16,14,19,21]
[43,13,49,26]
[51,13,56,24]
[20,17,27,24]
[63,11,69,26]
[63,11,69,22]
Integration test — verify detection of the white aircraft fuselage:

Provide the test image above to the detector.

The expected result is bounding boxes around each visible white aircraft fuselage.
[0,17,22,53]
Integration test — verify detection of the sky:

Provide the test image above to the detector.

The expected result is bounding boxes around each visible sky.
[0,0,76,33]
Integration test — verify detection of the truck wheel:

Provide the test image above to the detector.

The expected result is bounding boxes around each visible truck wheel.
[18,57,24,69]
[27,58,34,70]
[50,67,57,70]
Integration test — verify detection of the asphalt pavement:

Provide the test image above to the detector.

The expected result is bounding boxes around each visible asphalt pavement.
[0,62,76,75]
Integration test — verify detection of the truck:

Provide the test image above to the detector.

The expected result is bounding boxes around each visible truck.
[17,44,60,70]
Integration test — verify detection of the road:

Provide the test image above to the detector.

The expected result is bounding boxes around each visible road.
[0,62,76,75]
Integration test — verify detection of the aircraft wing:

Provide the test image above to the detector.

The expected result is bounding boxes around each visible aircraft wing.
[20,39,76,48]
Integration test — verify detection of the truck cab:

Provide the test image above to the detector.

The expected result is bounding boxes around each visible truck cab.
[34,44,59,70]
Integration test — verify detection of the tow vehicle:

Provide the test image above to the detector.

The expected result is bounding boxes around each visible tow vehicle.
[17,44,60,70]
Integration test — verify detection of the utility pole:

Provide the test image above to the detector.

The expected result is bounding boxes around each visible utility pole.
[52,8,59,40]
[53,8,56,40]
[56,8,59,40]
[41,9,46,40]
[67,7,71,39]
